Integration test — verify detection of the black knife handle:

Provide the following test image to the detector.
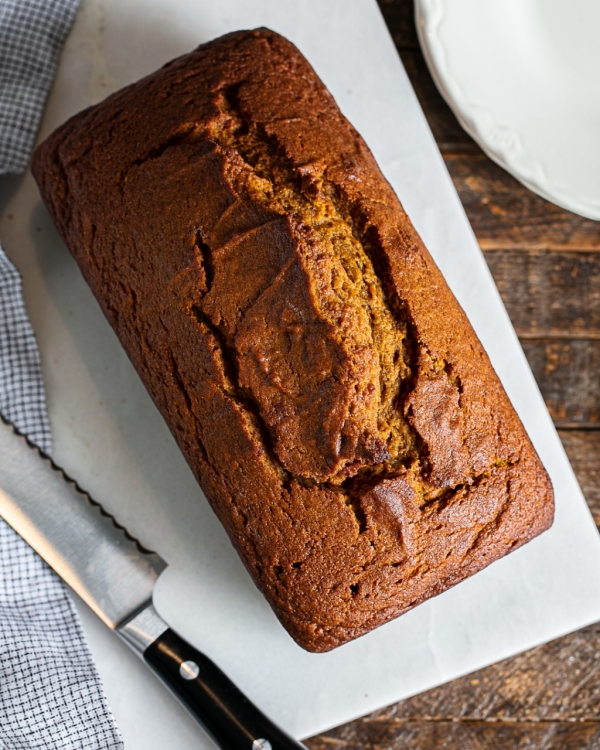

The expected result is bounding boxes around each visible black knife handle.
[144,629,307,750]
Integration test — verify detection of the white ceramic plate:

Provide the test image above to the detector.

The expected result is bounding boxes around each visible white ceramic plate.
[416,0,600,220]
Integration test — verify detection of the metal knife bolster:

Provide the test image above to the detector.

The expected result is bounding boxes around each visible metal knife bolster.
[118,603,168,653]
[0,415,166,630]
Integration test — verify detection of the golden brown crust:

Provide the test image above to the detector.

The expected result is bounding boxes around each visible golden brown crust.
[32,28,554,652]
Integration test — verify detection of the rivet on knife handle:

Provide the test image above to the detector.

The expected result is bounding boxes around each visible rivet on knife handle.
[120,604,308,750]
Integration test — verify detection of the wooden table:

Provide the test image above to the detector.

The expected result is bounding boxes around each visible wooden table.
[307,2,600,747]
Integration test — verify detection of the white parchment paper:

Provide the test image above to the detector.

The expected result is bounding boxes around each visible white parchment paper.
[1,0,600,747]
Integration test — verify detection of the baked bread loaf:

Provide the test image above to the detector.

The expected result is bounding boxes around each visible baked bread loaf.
[32,28,554,652]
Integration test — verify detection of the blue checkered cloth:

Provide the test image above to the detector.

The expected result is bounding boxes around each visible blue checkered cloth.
[0,1,123,747]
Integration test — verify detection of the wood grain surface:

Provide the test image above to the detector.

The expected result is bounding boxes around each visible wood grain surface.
[307,1,600,747]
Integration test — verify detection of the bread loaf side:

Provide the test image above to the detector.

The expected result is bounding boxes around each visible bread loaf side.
[32,29,554,652]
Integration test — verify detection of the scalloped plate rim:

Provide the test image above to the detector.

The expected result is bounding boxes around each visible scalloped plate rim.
[415,0,600,221]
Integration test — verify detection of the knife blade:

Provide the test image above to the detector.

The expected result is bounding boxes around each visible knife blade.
[0,414,306,750]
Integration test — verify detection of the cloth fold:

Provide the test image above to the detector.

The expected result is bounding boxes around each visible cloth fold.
[0,0,123,747]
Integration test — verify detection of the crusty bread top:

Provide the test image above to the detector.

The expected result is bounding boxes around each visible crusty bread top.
[32,29,554,651]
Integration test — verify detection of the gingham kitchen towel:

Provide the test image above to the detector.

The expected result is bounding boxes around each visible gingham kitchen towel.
[0,1,123,747]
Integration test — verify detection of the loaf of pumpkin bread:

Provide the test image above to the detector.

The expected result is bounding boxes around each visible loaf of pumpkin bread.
[32,28,554,652]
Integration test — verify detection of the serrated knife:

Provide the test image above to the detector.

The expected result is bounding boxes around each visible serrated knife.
[0,414,306,750]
